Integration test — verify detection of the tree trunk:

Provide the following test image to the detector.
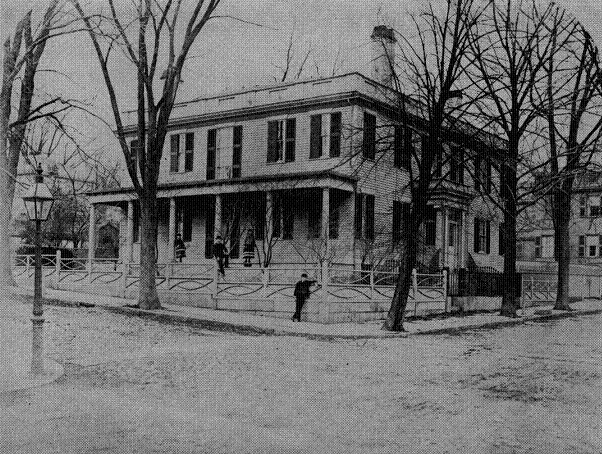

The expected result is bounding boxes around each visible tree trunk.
[500,159,518,317]
[0,122,16,289]
[554,190,572,310]
[382,231,417,331]
[138,191,160,309]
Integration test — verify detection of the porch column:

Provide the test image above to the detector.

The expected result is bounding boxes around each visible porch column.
[87,203,96,269]
[266,191,274,241]
[460,210,467,268]
[322,187,330,253]
[126,200,134,262]
[441,207,449,268]
[351,191,357,267]
[214,194,222,238]
[168,197,176,262]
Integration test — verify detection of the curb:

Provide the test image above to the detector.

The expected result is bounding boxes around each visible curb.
[414,308,602,335]
[12,288,601,340]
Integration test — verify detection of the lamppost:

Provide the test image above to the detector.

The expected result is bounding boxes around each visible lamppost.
[22,163,54,375]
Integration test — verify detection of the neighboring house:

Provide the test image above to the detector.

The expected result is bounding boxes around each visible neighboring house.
[87,26,504,271]
[518,171,602,264]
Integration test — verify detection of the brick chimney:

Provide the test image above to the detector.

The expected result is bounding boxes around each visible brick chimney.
[371,25,396,87]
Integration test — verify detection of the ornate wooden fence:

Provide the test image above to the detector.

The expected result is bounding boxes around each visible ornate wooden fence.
[13,253,448,321]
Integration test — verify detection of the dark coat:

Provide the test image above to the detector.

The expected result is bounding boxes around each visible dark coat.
[212,241,226,259]
[294,280,315,301]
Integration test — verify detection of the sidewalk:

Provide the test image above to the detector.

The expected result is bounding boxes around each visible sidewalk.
[10,285,602,339]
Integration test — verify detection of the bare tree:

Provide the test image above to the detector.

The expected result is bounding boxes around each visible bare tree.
[467,0,559,317]
[532,7,602,309]
[0,0,76,288]
[74,0,222,309]
[380,0,484,331]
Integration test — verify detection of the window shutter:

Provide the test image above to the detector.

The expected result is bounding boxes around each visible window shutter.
[394,126,403,168]
[485,220,491,254]
[184,133,194,171]
[329,112,341,157]
[365,194,375,240]
[206,129,216,180]
[354,194,363,238]
[403,128,413,169]
[458,148,465,184]
[362,113,376,159]
[486,159,492,193]
[310,115,322,158]
[285,118,296,162]
[170,134,180,172]
[474,219,479,252]
[232,126,242,178]
[267,121,278,163]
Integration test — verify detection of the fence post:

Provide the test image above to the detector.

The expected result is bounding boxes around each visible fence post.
[211,262,219,309]
[442,269,449,313]
[55,250,61,288]
[319,261,330,322]
[412,268,418,298]
[369,266,374,300]
[121,262,128,298]
[261,266,269,298]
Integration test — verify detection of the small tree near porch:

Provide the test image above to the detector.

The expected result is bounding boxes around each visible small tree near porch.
[75,0,222,309]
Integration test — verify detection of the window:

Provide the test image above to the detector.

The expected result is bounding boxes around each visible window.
[170,134,180,172]
[475,155,491,193]
[578,235,585,257]
[392,201,410,243]
[330,112,341,157]
[541,235,554,258]
[207,129,216,180]
[307,192,321,239]
[450,146,464,184]
[310,115,322,158]
[129,139,139,173]
[534,236,541,258]
[184,133,194,172]
[589,195,600,217]
[394,126,410,170]
[232,126,242,178]
[362,112,376,160]
[267,118,296,163]
[580,196,587,217]
[473,218,490,254]
[424,206,436,246]
[364,194,375,241]
[587,235,599,257]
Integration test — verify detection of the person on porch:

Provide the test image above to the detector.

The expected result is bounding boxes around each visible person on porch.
[243,230,255,267]
[174,233,186,262]
[292,273,317,322]
[213,235,226,276]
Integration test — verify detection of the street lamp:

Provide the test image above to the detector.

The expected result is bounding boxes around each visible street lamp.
[22,163,54,375]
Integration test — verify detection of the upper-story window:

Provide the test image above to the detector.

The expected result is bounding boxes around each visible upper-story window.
[267,118,296,163]
[475,154,492,193]
[207,126,242,180]
[580,196,587,217]
[535,235,554,258]
[184,133,194,172]
[580,235,602,257]
[169,133,193,173]
[449,146,465,184]
[362,112,376,160]
[589,195,600,217]
[310,112,342,159]
[394,126,411,170]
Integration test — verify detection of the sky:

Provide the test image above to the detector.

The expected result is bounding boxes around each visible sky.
[2,0,602,172]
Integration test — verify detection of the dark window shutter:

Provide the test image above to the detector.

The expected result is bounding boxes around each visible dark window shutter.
[206,129,216,180]
[485,220,491,254]
[330,112,341,157]
[362,113,376,159]
[486,159,492,193]
[354,194,363,238]
[232,125,242,178]
[310,115,322,159]
[474,155,481,190]
[170,134,180,172]
[403,128,413,169]
[394,126,403,168]
[474,218,479,252]
[458,147,464,184]
[267,121,278,163]
[285,118,296,162]
[365,194,375,240]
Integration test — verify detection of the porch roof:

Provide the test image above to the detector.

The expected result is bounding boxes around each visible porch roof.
[88,170,358,204]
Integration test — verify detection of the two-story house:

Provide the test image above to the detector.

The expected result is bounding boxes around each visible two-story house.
[87,26,504,271]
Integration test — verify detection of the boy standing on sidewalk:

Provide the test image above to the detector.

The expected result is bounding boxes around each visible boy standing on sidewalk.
[292,273,316,322]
